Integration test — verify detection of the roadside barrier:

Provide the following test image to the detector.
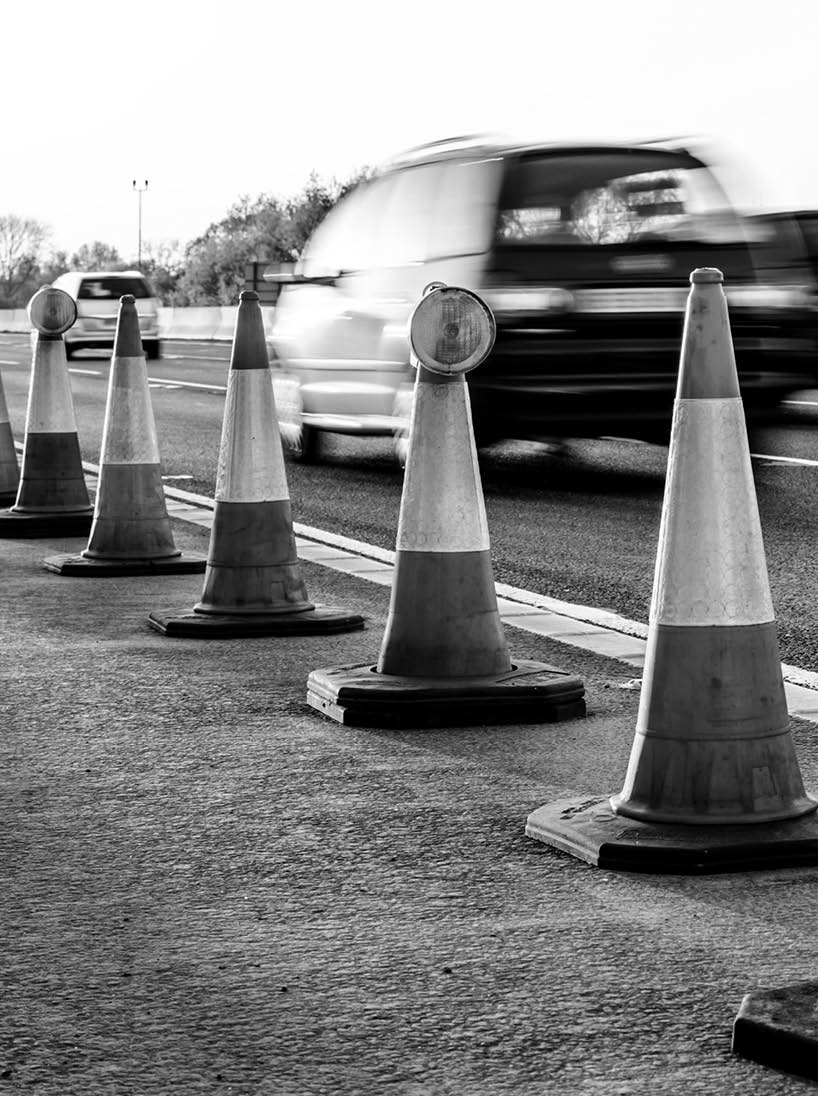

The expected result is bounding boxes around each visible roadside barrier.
[147,291,364,637]
[43,296,207,576]
[0,367,19,502]
[526,268,818,872]
[306,283,586,727]
[0,288,93,537]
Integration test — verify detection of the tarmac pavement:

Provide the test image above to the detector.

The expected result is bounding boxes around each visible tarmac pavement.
[3,502,818,1095]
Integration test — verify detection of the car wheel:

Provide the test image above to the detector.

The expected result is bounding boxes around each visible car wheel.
[64,343,73,360]
[392,383,414,469]
[273,372,322,463]
[145,340,161,360]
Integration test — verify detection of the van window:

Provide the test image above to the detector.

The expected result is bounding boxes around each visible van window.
[300,175,398,276]
[496,151,744,247]
[374,163,447,266]
[77,276,153,299]
[429,157,504,259]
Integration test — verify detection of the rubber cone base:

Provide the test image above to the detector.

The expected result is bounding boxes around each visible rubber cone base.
[0,509,93,538]
[146,605,365,638]
[42,552,207,577]
[732,983,818,1082]
[525,794,818,874]
[306,660,586,728]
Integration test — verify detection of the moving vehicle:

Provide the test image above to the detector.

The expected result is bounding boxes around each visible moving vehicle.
[268,136,818,461]
[52,270,161,359]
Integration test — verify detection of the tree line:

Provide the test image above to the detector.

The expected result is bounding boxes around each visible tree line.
[0,170,368,309]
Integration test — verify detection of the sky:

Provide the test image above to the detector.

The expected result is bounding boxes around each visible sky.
[4,0,818,264]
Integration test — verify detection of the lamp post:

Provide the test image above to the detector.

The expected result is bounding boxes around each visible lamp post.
[132,179,148,268]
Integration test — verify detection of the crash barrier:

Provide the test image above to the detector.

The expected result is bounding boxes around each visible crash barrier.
[0,306,276,341]
[306,283,586,728]
[0,287,93,537]
[43,296,207,577]
[147,291,364,638]
[526,267,818,874]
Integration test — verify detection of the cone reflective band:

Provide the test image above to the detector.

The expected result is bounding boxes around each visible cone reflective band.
[525,268,818,873]
[43,295,207,576]
[306,285,585,728]
[147,291,363,637]
[0,286,93,537]
[28,286,77,336]
[409,285,495,375]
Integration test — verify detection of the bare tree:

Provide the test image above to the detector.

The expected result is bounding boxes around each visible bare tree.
[0,214,50,303]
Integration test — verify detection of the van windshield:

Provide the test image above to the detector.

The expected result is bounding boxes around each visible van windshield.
[77,277,153,300]
[496,151,744,247]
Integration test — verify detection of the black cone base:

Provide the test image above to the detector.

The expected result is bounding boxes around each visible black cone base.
[306,660,586,728]
[732,983,818,1082]
[525,795,818,874]
[42,552,208,577]
[0,510,93,538]
[147,604,365,638]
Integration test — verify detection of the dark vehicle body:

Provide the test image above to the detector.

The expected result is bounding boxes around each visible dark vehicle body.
[268,137,818,459]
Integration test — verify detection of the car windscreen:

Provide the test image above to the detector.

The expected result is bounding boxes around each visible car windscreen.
[77,277,153,300]
[496,150,745,247]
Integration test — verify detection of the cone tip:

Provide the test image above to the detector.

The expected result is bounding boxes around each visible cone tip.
[240,290,259,303]
[114,293,143,357]
[690,268,723,285]
[120,293,136,305]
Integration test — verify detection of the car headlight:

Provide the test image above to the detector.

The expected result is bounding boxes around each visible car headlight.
[481,286,575,316]
[724,284,815,310]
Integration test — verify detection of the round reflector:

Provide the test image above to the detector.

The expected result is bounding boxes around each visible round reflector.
[27,287,77,335]
[409,285,495,375]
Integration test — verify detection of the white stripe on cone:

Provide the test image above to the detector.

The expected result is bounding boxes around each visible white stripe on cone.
[215,368,289,503]
[100,356,161,465]
[26,338,80,434]
[396,377,489,554]
[651,397,775,627]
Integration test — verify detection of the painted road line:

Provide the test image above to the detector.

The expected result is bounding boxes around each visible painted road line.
[163,353,230,362]
[147,375,227,392]
[751,452,818,468]
[69,369,103,377]
[0,359,19,365]
[783,399,818,408]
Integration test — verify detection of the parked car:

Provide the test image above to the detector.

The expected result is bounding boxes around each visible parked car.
[268,136,818,461]
[52,270,161,359]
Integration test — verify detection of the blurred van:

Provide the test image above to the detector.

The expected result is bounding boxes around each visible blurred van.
[52,270,161,360]
[268,136,818,461]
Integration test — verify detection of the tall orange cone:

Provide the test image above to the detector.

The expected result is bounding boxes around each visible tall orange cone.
[0,367,20,503]
[526,268,818,872]
[147,290,364,636]
[307,284,585,727]
[43,295,206,575]
[0,287,93,537]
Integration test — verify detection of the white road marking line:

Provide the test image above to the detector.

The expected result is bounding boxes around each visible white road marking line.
[783,399,818,408]
[751,452,818,468]
[148,375,227,392]
[68,368,103,376]
[163,353,230,362]
[0,359,19,365]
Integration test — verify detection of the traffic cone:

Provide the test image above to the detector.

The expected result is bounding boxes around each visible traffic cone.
[43,295,207,576]
[526,268,818,872]
[0,368,19,503]
[0,286,93,537]
[307,284,585,727]
[147,290,364,636]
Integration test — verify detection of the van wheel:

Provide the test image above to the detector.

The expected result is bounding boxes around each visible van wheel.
[144,341,161,360]
[286,423,322,463]
[64,344,73,360]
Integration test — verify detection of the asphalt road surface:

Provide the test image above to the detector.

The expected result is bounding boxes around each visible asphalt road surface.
[1,333,817,672]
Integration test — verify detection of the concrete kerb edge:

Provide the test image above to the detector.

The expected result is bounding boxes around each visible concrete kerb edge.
[18,445,818,715]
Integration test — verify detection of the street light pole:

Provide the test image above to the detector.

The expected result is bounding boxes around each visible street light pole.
[132,179,148,268]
